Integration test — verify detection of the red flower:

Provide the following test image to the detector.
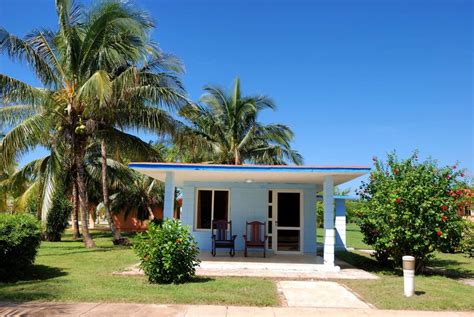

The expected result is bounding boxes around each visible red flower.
[456,190,462,195]
[441,205,448,211]
[393,168,399,175]
[441,216,447,222]
[437,230,443,236]
[396,197,401,204]
[446,174,451,179]
[460,173,464,177]
[452,165,457,169]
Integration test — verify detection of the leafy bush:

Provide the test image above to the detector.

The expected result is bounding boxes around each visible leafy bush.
[134,219,200,284]
[44,190,72,242]
[460,222,474,258]
[0,213,41,281]
[357,152,469,272]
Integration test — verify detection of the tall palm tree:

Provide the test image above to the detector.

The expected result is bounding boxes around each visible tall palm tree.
[93,53,186,244]
[0,0,185,247]
[179,78,303,165]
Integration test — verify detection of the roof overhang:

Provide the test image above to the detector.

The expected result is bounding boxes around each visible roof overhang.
[128,163,371,187]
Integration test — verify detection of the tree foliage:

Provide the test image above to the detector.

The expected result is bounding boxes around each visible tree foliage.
[178,78,302,165]
[0,213,41,281]
[44,187,72,242]
[357,152,469,272]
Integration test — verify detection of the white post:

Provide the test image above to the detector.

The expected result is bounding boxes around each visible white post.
[323,175,335,266]
[403,256,415,297]
[335,199,347,250]
[163,172,175,219]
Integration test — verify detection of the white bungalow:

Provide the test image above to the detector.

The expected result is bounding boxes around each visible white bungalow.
[129,163,370,270]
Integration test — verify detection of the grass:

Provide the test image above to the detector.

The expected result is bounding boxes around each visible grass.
[0,231,277,306]
[335,230,474,311]
[317,222,371,250]
[2,224,472,310]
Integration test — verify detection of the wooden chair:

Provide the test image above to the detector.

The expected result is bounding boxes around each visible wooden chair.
[211,220,237,256]
[243,221,267,257]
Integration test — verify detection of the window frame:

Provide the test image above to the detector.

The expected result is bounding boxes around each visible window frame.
[194,188,231,231]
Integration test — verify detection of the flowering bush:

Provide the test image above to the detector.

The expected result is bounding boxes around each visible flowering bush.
[134,219,200,284]
[357,152,468,272]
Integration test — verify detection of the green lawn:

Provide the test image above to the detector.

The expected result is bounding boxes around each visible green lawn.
[2,226,472,311]
[317,222,371,250]
[335,225,474,311]
[0,231,277,306]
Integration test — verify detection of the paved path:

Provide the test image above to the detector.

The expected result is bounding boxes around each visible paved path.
[0,302,472,317]
[278,281,371,308]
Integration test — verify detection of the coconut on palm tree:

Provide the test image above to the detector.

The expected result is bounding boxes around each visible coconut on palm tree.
[0,0,186,247]
[179,78,302,165]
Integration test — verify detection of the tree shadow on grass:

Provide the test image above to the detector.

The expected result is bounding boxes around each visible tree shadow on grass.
[424,258,474,279]
[188,276,214,283]
[336,250,400,275]
[41,247,116,257]
[0,264,67,284]
[337,250,474,280]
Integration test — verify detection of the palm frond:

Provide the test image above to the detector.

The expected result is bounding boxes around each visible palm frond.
[0,28,60,86]
[0,74,48,106]
[0,114,51,166]
[0,105,37,128]
[77,69,111,108]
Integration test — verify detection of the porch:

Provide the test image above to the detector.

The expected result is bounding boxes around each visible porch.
[117,251,378,280]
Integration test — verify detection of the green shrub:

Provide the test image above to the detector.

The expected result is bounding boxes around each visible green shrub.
[0,213,41,281]
[358,152,469,272]
[460,222,474,258]
[25,195,40,218]
[45,190,72,242]
[134,219,200,284]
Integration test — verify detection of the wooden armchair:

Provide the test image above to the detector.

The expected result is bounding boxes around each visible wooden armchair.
[211,220,237,256]
[243,221,267,257]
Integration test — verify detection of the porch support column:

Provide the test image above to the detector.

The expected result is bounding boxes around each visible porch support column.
[323,175,335,266]
[335,199,347,250]
[163,172,175,219]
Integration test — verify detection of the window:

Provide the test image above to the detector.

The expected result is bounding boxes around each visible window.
[196,189,229,229]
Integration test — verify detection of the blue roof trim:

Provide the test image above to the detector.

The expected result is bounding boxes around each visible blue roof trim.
[128,163,371,174]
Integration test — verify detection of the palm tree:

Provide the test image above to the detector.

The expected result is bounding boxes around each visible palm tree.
[179,78,303,165]
[93,54,186,244]
[106,171,164,223]
[0,0,185,247]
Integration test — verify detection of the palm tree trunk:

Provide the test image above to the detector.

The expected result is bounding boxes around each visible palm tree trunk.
[72,179,80,240]
[147,206,155,220]
[234,147,240,165]
[74,136,96,248]
[101,140,124,244]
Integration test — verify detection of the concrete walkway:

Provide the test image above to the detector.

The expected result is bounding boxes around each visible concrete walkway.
[278,281,371,309]
[0,302,472,317]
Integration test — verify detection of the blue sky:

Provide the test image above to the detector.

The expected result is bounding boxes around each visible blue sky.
[0,0,472,191]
